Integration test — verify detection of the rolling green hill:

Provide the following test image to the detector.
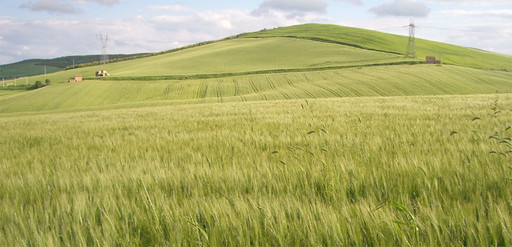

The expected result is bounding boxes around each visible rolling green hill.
[0,23,511,114]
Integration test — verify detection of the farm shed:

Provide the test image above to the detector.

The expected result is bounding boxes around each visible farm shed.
[69,75,82,82]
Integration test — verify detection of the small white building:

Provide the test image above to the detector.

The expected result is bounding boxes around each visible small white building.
[96,70,110,77]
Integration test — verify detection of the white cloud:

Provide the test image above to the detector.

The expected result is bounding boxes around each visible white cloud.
[369,0,431,17]
[19,0,121,14]
[140,5,194,13]
[88,0,121,6]
[334,0,363,5]
[423,0,511,6]
[440,22,512,55]
[20,0,81,14]
[73,0,121,6]
[254,0,328,15]
[440,9,512,19]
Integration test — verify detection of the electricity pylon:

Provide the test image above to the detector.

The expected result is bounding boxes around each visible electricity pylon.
[405,20,416,58]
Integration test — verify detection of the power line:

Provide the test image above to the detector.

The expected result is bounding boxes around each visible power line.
[417,25,491,33]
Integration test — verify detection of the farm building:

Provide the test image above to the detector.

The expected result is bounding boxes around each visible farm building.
[426,56,441,64]
[96,70,110,77]
[68,75,83,82]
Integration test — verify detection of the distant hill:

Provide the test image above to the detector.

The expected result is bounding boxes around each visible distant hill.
[0,54,145,79]
[0,23,511,114]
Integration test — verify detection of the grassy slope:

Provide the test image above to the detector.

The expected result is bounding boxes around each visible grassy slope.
[247,23,512,70]
[1,94,511,245]
[107,38,407,77]
[1,65,511,114]
[0,37,407,85]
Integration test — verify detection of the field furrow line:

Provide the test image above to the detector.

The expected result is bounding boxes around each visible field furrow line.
[163,83,173,96]
[313,81,343,97]
[174,83,185,100]
[249,79,259,93]
[197,80,208,99]
[318,74,347,97]
[233,79,239,96]
[216,80,223,103]
[297,74,318,98]
[329,72,368,96]
[266,77,291,100]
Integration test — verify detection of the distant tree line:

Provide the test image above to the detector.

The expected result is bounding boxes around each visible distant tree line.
[32,79,51,89]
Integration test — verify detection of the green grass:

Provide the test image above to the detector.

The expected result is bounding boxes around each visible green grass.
[2,65,511,114]
[247,24,512,70]
[1,94,511,245]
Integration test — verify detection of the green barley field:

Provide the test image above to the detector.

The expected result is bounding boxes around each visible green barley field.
[1,95,512,246]
[1,23,512,246]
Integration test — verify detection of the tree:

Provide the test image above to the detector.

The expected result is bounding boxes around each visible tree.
[34,81,43,88]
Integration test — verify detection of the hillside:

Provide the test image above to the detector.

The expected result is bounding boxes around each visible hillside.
[0,23,511,114]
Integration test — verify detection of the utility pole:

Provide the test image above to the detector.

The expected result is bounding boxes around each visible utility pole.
[98,34,109,65]
[405,20,416,58]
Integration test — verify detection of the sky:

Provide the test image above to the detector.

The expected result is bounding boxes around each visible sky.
[0,0,511,65]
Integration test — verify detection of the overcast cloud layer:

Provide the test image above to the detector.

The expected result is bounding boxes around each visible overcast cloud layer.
[0,0,511,65]
[369,0,431,17]
[20,0,81,14]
